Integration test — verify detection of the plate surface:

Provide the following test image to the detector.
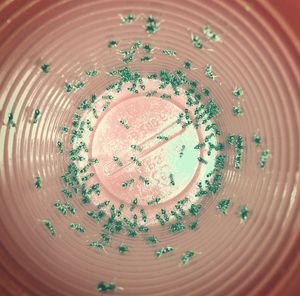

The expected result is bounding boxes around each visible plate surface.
[0,1,299,295]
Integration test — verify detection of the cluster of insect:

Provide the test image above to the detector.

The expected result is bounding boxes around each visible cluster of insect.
[4,13,270,293]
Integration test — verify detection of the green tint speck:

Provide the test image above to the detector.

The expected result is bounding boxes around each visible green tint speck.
[61,188,73,199]
[162,49,177,56]
[118,243,129,254]
[131,41,142,49]
[113,156,123,167]
[169,221,185,233]
[33,109,41,123]
[146,90,157,97]
[259,150,269,168]
[89,241,105,251]
[157,135,168,141]
[202,25,221,41]
[239,205,249,222]
[147,197,161,205]
[35,176,41,189]
[127,229,137,238]
[161,208,169,222]
[143,44,153,53]
[108,40,118,48]
[216,199,231,215]
[191,33,203,49]
[155,246,174,257]
[169,173,175,186]
[120,118,129,129]
[179,145,186,158]
[96,281,116,293]
[204,65,216,80]
[232,87,244,98]
[181,250,195,265]
[130,197,138,211]
[54,201,67,215]
[160,93,172,99]
[42,219,55,236]
[70,223,85,233]
[189,221,198,231]
[253,134,261,146]
[64,202,76,215]
[232,106,243,116]
[7,112,16,127]
[65,83,72,92]
[120,14,136,24]
[74,81,85,89]
[131,156,142,167]
[145,236,159,245]
[139,175,150,185]
[227,134,245,169]
[183,60,192,70]
[56,141,63,153]
[131,144,143,152]
[155,213,165,226]
[40,64,50,73]
[189,203,202,216]
[140,56,152,62]
[85,70,98,77]
[145,16,160,34]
